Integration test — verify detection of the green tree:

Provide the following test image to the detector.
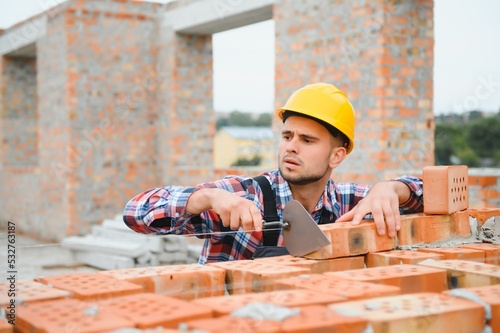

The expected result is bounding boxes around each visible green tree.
[216,117,229,130]
[254,113,272,127]
[229,111,253,126]
[455,147,480,167]
[467,117,500,158]
[231,155,262,167]
[434,124,468,165]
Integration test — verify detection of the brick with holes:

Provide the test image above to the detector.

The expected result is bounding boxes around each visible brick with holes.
[208,260,309,294]
[185,305,369,333]
[418,259,500,289]
[365,250,444,267]
[253,254,365,273]
[423,165,469,214]
[16,298,134,332]
[192,289,347,317]
[417,247,485,262]
[98,293,213,329]
[0,279,70,306]
[98,264,226,300]
[325,264,447,294]
[303,221,396,260]
[444,284,500,332]
[329,292,485,333]
[272,273,401,300]
[461,243,500,265]
[36,272,142,300]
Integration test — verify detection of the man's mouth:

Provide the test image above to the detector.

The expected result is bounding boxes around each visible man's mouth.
[283,156,301,167]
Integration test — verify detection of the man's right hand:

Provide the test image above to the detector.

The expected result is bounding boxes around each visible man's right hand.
[187,188,263,232]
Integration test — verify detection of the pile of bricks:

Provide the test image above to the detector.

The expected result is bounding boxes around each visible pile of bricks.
[1,233,499,332]
[1,166,499,332]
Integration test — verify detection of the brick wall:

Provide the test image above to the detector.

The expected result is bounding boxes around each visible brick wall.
[156,20,215,186]
[0,0,440,241]
[274,0,434,183]
[2,57,38,167]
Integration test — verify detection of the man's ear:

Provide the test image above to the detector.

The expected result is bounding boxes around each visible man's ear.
[329,146,347,169]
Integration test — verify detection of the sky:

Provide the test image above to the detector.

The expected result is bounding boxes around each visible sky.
[1,0,500,115]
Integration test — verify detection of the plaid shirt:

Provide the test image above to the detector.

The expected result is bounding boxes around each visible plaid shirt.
[123,170,423,264]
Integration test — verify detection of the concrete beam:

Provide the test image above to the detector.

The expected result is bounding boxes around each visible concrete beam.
[163,0,275,35]
[0,16,46,57]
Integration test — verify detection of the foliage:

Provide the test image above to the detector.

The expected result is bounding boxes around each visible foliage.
[467,116,500,158]
[231,155,262,167]
[217,111,272,130]
[435,111,500,167]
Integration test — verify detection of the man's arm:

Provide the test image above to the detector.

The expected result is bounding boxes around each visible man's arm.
[336,176,423,237]
[123,176,265,235]
[186,188,263,232]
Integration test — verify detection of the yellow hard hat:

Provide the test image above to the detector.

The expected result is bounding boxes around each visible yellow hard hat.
[276,83,356,154]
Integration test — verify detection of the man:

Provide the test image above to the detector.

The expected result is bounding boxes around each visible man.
[123,83,423,264]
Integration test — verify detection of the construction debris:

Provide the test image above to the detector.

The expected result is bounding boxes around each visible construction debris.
[61,215,201,270]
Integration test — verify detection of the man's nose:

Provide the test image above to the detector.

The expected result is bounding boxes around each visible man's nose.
[285,137,299,153]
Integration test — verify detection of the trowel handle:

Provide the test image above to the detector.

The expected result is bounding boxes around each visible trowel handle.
[262,220,290,230]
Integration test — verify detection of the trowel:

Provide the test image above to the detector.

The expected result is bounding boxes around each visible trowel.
[262,199,331,256]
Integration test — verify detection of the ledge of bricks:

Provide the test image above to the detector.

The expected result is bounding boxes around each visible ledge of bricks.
[1,204,499,332]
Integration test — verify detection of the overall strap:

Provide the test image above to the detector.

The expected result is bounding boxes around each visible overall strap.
[254,175,280,246]
[319,208,332,224]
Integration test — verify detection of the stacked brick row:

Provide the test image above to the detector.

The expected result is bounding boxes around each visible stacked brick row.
[1,212,499,333]
[469,174,500,209]
[3,166,500,331]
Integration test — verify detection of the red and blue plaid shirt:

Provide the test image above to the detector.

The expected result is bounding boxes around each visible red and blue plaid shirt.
[123,170,423,264]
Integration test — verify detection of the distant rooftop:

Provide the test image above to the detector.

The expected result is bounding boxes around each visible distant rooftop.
[220,126,273,140]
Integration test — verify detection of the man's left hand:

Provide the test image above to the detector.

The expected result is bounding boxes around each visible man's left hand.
[337,181,409,237]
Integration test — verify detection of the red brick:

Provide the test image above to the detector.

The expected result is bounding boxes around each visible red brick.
[469,175,497,187]
[192,289,347,317]
[98,264,226,300]
[444,284,500,332]
[209,260,309,295]
[397,214,454,245]
[254,254,364,273]
[468,208,500,224]
[185,315,281,333]
[0,318,12,333]
[419,259,500,288]
[98,293,213,329]
[451,209,471,236]
[365,250,444,267]
[304,221,396,260]
[329,292,485,333]
[272,273,400,300]
[423,165,469,214]
[16,298,134,333]
[417,247,485,262]
[0,279,70,306]
[461,243,500,265]
[325,264,447,294]
[37,272,142,300]
[186,305,368,333]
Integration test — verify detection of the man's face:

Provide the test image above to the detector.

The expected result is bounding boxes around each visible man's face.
[278,115,336,185]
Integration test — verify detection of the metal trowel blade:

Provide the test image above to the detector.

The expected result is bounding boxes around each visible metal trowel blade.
[282,199,331,257]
